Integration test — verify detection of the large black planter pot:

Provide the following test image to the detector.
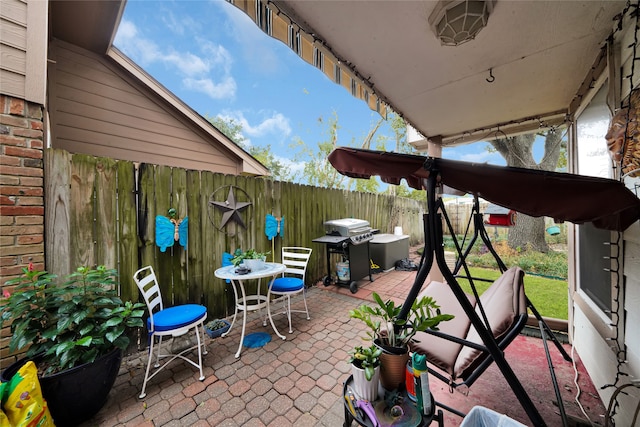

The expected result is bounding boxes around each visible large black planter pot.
[1,348,123,426]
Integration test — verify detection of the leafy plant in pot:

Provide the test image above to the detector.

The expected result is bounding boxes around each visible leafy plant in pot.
[0,264,145,426]
[349,292,454,391]
[204,318,231,338]
[231,248,270,271]
[348,344,383,401]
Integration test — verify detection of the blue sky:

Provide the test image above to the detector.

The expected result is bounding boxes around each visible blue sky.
[114,0,505,180]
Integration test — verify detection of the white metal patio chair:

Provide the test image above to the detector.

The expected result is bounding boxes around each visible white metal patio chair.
[133,266,207,398]
[267,247,312,339]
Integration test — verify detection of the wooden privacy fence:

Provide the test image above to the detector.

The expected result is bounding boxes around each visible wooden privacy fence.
[45,148,426,319]
[442,198,490,235]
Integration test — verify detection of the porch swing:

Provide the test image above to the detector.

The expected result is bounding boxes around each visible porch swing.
[410,193,572,422]
[328,147,640,427]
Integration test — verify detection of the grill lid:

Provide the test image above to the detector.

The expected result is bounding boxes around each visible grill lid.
[324,218,371,236]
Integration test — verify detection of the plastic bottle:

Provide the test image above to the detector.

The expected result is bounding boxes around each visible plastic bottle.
[411,353,432,416]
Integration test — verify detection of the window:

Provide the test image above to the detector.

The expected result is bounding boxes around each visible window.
[575,83,614,318]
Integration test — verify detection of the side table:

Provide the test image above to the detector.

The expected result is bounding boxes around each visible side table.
[343,375,444,427]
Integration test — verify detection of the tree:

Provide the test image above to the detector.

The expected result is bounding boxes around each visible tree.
[247,145,292,181]
[206,115,291,181]
[489,128,565,252]
[293,112,347,188]
[206,115,245,145]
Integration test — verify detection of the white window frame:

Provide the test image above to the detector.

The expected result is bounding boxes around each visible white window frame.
[569,72,619,343]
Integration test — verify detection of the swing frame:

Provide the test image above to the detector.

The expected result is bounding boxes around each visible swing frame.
[327,147,640,427]
[412,189,572,426]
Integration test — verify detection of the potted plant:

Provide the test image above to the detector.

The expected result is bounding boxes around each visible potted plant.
[230,248,270,270]
[348,344,383,401]
[0,264,145,426]
[349,292,454,391]
[204,318,231,338]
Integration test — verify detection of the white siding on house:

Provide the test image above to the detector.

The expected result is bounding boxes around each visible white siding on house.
[573,13,640,426]
[48,40,244,175]
[574,308,639,427]
[624,223,640,375]
[615,15,640,425]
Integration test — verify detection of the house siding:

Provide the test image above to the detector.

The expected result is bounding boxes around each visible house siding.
[573,13,640,426]
[0,0,27,100]
[48,39,243,175]
[0,0,47,104]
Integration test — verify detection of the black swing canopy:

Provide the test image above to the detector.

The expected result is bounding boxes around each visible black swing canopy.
[328,147,640,231]
[328,147,640,426]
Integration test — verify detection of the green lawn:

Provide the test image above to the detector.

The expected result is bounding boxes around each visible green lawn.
[454,267,568,320]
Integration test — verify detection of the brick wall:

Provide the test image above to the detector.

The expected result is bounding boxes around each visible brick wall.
[0,94,45,285]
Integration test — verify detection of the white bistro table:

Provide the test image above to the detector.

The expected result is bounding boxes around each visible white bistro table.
[214,262,286,358]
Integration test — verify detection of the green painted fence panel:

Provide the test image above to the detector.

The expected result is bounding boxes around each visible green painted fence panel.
[171,167,188,306]
[138,163,157,281]
[186,169,204,305]
[95,157,117,270]
[45,149,425,324]
[153,165,173,304]
[117,161,137,303]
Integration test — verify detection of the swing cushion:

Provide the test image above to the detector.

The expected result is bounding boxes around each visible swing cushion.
[413,267,526,380]
[413,281,477,376]
[455,267,526,378]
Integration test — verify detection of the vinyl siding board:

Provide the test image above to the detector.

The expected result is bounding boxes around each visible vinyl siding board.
[54,95,227,154]
[624,223,640,377]
[1,0,46,103]
[1,18,26,50]
[25,0,46,103]
[0,43,25,75]
[1,0,27,24]
[53,86,221,148]
[56,130,238,175]
[48,40,242,175]
[0,68,23,97]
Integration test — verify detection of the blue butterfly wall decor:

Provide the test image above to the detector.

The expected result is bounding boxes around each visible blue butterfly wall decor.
[265,214,284,241]
[156,209,188,252]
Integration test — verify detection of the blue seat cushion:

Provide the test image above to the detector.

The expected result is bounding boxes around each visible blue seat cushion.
[149,304,207,332]
[271,277,304,292]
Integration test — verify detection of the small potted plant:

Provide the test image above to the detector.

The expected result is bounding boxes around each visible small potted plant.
[204,318,231,338]
[348,344,383,401]
[230,248,270,271]
[0,264,145,426]
[349,292,454,391]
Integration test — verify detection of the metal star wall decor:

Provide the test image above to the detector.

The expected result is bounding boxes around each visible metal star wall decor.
[208,186,252,230]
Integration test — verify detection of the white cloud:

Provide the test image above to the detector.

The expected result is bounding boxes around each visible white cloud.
[161,11,201,36]
[279,156,305,175]
[460,151,494,163]
[199,40,233,72]
[114,18,237,99]
[184,77,237,100]
[162,11,185,36]
[116,19,137,39]
[218,110,291,139]
[243,113,291,138]
[165,50,210,77]
[443,142,505,165]
[218,1,281,74]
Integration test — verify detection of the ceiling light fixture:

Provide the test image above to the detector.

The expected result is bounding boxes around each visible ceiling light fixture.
[428,0,496,47]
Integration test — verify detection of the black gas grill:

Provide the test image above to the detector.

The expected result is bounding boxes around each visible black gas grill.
[312,218,375,293]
